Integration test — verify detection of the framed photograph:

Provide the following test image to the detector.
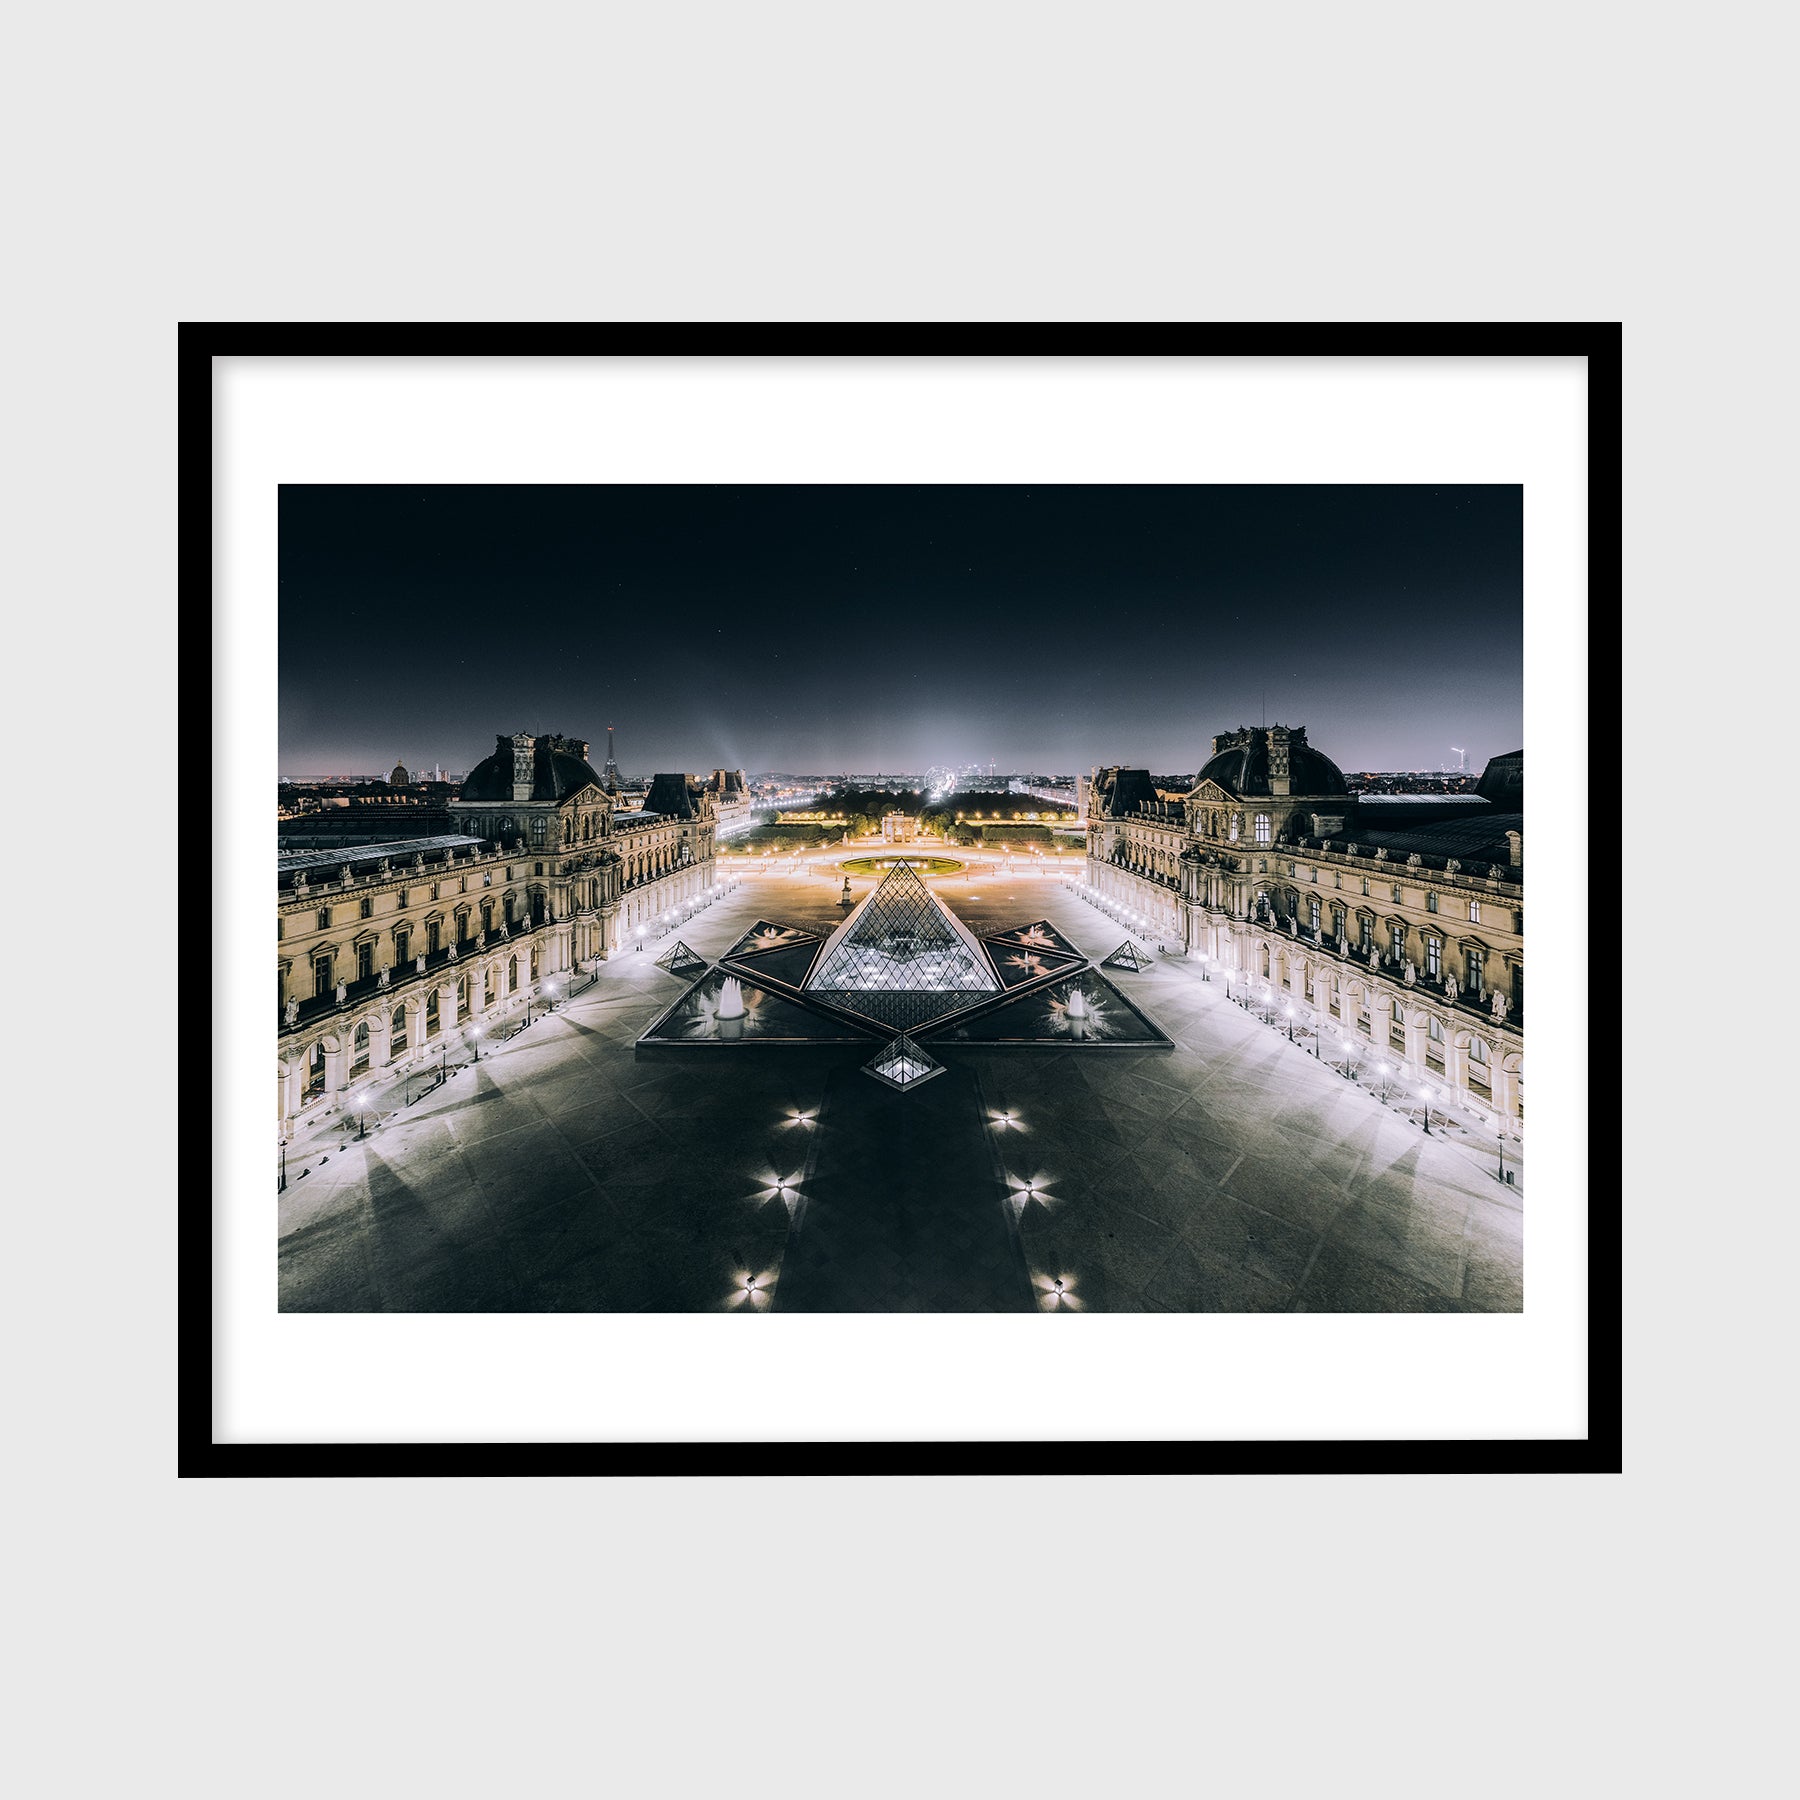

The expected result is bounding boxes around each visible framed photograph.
[191,326,1617,1475]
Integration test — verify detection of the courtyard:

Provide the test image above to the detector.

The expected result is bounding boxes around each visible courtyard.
[277,861,1525,1313]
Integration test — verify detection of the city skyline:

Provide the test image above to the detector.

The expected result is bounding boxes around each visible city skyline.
[279,484,1523,778]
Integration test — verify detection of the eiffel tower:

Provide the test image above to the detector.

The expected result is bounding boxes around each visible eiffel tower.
[804,858,999,1030]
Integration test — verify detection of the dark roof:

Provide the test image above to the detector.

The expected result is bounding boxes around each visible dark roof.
[1102,769,1161,818]
[1354,795,1495,829]
[642,773,697,818]
[459,734,606,803]
[1477,750,1524,809]
[1358,813,1523,870]
[1196,727,1348,798]
[277,834,484,874]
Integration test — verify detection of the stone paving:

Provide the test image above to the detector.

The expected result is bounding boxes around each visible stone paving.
[277,866,1524,1312]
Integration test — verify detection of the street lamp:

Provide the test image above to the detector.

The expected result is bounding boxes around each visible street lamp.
[470,1025,483,1062]
[349,1088,372,1139]
[278,1137,288,1193]
[1416,1085,1434,1135]
[1283,1002,1295,1042]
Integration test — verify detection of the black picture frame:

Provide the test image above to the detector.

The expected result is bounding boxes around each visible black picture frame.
[189,322,1620,1478]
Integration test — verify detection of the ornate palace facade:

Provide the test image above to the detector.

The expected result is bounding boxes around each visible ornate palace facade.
[277,731,716,1135]
[1087,725,1525,1127]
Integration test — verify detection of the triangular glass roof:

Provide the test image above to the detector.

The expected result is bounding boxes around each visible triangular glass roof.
[803,858,1000,1031]
[984,919,1084,957]
[1100,939,1154,972]
[655,939,708,976]
[863,1033,944,1091]
[722,920,820,959]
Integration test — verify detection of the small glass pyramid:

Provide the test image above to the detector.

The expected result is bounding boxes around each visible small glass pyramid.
[655,939,708,977]
[1101,939,1154,972]
[863,1032,943,1091]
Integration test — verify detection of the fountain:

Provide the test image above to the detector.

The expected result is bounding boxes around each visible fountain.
[716,976,746,1039]
[1067,985,1090,1040]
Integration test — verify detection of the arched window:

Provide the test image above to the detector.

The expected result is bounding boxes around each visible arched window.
[1254,813,1272,844]
[531,817,547,848]
[426,991,440,1036]
[305,1042,326,1097]
[352,1022,370,1070]
[391,1005,407,1051]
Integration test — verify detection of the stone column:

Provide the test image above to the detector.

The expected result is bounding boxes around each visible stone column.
[1403,1009,1429,1074]
[1446,1031,1470,1102]
[438,980,460,1038]
[323,1038,350,1106]
[1495,1052,1523,1124]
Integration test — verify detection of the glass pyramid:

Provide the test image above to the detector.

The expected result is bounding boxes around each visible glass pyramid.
[655,939,708,977]
[804,858,1000,1031]
[863,1032,943,1091]
[1101,939,1154,972]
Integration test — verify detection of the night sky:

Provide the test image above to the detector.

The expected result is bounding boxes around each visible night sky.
[279,485,1522,780]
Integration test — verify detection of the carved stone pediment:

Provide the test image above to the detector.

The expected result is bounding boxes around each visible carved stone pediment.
[1189,779,1235,804]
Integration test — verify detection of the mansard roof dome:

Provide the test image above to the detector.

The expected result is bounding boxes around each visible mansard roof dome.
[459,733,606,803]
[1195,725,1348,799]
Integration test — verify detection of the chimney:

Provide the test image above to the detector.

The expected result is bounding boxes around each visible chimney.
[510,732,535,803]
[1506,828,1522,868]
[1267,725,1292,796]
